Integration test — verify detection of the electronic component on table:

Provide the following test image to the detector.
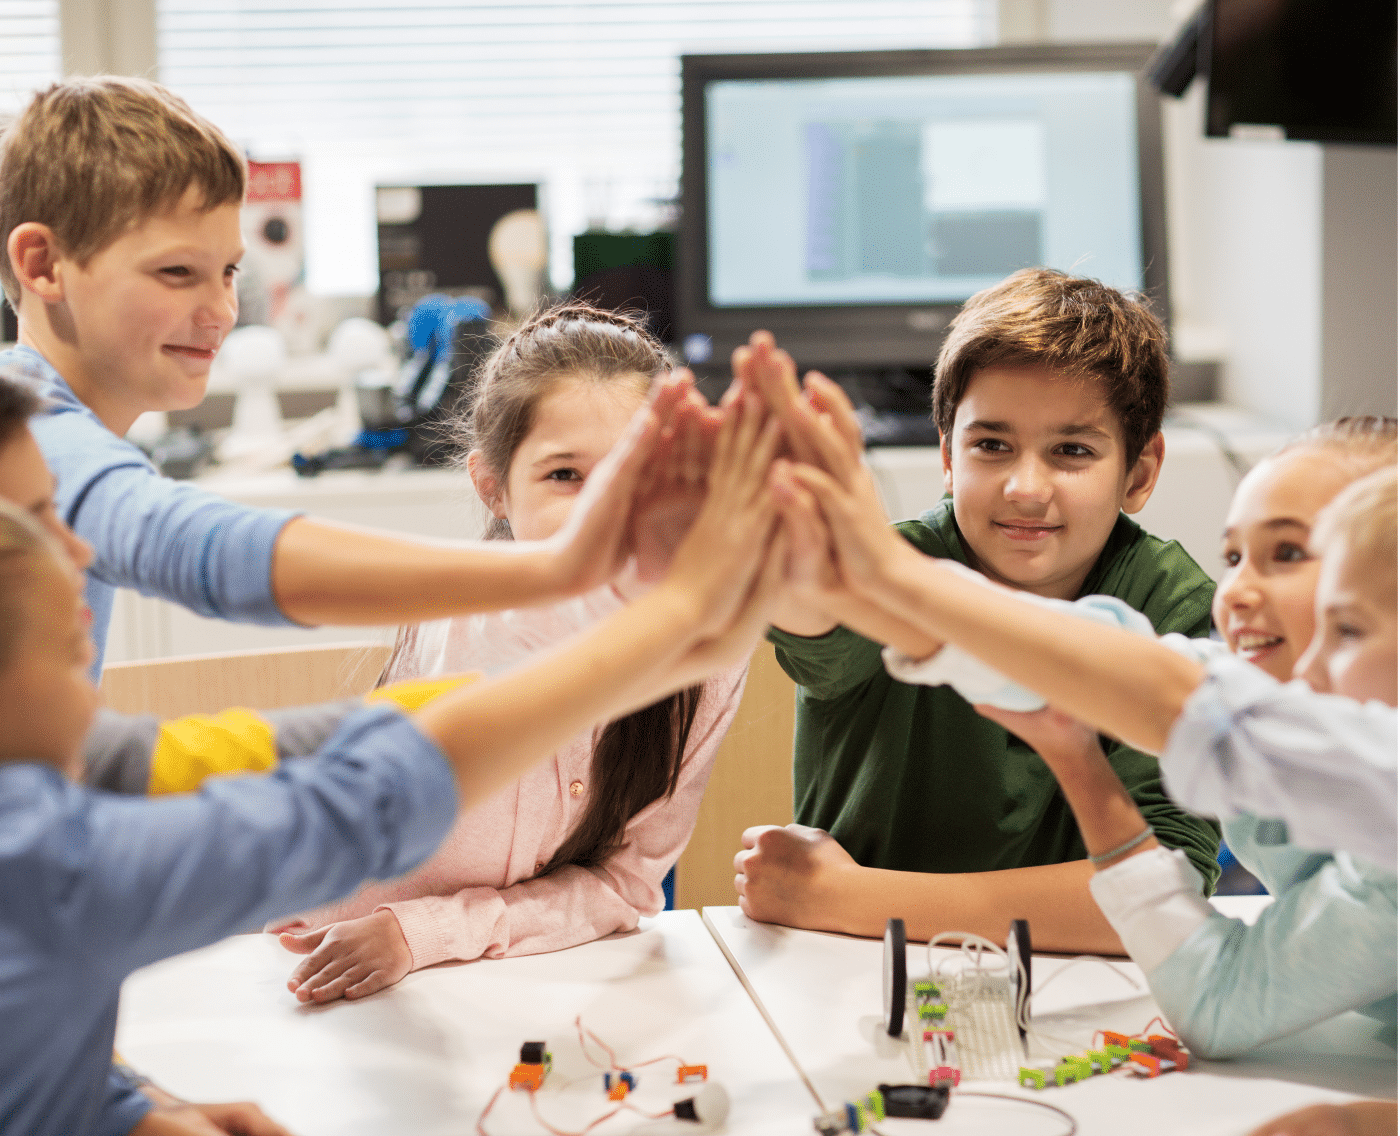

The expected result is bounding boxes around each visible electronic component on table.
[480,1024,723,1135]
[883,918,907,1037]
[1018,1031,1189,1090]
[813,1083,952,1134]
[509,1041,552,1092]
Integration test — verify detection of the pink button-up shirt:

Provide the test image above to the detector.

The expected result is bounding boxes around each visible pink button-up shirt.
[287,588,746,967]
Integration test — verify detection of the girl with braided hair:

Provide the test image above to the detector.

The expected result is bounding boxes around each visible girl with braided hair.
[273,303,748,1002]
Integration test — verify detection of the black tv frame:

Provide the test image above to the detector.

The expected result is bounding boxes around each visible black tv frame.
[678,43,1170,375]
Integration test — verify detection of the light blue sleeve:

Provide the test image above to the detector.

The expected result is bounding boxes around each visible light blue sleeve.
[29,404,298,626]
[1146,845,1398,1059]
[26,704,458,982]
[1162,655,1398,870]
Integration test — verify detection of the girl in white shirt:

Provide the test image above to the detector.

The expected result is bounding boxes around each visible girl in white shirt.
[274,305,747,1003]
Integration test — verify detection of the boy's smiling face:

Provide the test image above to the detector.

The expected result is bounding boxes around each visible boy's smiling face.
[942,363,1162,600]
[15,185,243,434]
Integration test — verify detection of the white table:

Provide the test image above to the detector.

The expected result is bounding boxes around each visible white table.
[701,902,1396,1136]
[115,912,816,1136]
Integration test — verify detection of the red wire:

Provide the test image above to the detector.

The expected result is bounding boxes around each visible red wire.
[1135,1016,1178,1040]
[528,1092,627,1136]
[475,1085,505,1136]
[573,1015,689,1073]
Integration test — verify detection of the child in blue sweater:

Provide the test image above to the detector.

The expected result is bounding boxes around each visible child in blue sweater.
[0,391,785,1136]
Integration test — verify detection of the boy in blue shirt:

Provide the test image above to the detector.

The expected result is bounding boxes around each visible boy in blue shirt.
[0,76,657,676]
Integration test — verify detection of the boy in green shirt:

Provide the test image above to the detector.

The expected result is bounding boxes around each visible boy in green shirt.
[735,268,1220,954]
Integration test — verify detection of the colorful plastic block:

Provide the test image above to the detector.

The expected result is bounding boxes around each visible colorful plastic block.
[929,1065,961,1088]
[1019,1067,1047,1090]
[509,1063,546,1091]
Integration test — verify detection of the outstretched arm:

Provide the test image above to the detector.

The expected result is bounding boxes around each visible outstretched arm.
[732,333,942,656]
[272,374,698,625]
[764,371,1205,754]
[281,663,749,1003]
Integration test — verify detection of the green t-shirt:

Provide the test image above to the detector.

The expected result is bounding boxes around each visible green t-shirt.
[769,498,1223,891]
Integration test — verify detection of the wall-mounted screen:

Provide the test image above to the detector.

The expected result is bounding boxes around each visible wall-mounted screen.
[707,71,1143,308]
[679,45,1167,374]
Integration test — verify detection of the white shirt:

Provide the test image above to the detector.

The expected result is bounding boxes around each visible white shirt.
[884,591,1398,869]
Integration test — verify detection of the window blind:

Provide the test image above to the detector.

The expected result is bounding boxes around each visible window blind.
[0,0,59,117]
[157,1,994,294]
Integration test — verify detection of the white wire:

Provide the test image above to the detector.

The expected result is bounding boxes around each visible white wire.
[1031,956,1143,1003]
[925,931,1009,981]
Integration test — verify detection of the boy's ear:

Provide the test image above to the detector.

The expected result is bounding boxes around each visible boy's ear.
[941,435,954,496]
[465,450,508,520]
[1121,431,1166,515]
[7,223,66,306]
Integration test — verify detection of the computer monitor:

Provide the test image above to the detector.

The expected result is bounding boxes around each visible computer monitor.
[678,44,1169,375]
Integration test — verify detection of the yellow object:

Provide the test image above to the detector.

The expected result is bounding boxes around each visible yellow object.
[148,673,479,795]
[148,709,278,795]
[365,673,480,713]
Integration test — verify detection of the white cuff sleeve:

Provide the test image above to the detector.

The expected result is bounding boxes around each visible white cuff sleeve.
[881,643,1048,710]
[879,590,1161,712]
[1088,845,1214,973]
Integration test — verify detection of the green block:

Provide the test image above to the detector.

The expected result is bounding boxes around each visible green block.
[1019,1067,1047,1090]
[866,1091,885,1122]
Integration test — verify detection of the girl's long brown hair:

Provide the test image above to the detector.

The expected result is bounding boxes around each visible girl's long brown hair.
[386,302,704,874]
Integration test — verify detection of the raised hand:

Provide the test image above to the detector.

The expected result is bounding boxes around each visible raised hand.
[660,389,782,640]
[629,373,722,583]
[543,376,667,591]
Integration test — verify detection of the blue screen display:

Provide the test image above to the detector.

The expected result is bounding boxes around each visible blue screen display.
[706,71,1144,308]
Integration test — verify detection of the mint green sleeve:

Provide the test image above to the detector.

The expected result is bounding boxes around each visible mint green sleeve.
[1146,855,1397,1059]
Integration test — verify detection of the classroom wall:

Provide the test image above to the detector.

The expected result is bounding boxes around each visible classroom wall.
[1010,0,1398,431]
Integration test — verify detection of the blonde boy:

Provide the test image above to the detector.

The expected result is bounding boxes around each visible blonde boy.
[0,77,646,676]
[737,270,1221,954]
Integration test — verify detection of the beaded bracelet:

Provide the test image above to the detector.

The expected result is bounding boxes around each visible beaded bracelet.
[1088,826,1154,866]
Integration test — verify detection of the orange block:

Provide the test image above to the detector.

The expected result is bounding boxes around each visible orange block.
[510,1064,546,1091]
[607,1081,630,1101]
[1129,1053,1163,1077]
[677,1064,708,1083]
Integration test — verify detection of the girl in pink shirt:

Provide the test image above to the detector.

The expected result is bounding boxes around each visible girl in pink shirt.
[274,305,747,1002]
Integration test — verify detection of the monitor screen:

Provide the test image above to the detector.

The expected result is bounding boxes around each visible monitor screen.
[707,72,1144,309]
[679,46,1166,372]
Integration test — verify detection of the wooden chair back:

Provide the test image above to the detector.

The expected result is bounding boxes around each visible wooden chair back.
[99,642,393,719]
